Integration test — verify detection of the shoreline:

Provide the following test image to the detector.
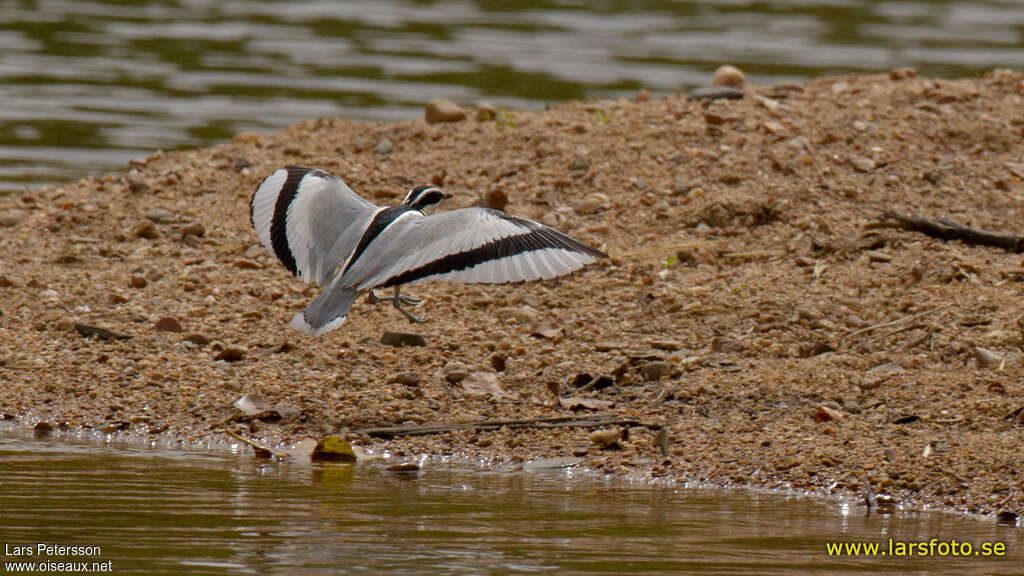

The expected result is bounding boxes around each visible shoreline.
[2,69,1023,521]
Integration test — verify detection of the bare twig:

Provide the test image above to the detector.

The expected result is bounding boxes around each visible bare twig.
[222,427,289,459]
[871,210,1024,253]
[839,306,949,349]
[354,414,649,439]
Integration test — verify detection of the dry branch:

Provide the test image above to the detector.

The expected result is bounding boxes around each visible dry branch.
[872,210,1024,253]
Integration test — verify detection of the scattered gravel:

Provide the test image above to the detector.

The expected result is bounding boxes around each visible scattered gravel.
[2,69,1024,518]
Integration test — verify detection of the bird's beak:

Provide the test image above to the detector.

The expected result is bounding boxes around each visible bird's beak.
[442,193,453,200]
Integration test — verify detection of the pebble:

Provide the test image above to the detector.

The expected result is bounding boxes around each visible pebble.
[973,346,1005,368]
[588,428,624,449]
[389,372,421,386]
[127,179,150,194]
[373,139,393,155]
[651,339,683,351]
[144,208,173,223]
[711,337,746,353]
[34,421,54,437]
[634,89,651,102]
[215,345,247,362]
[490,353,506,372]
[850,156,876,172]
[132,219,159,239]
[814,405,845,422]
[712,65,746,90]
[54,317,75,331]
[234,259,261,270]
[129,274,148,288]
[381,330,426,347]
[442,361,469,383]
[181,222,205,238]
[0,213,21,228]
[640,361,670,381]
[688,86,743,101]
[569,156,590,172]
[424,99,467,124]
[574,192,609,215]
[478,188,508,211]
[495,306,537,323]
[155,316,183,332]
[475,103,497,121]
[182,333,212,346]
[0,275,16,288]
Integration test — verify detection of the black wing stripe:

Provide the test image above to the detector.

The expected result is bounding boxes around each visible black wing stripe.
[342,204,413,276]
[269,166,313,277]
[381,226,605,288]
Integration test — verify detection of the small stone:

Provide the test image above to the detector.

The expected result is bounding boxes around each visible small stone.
[711,337,746,353]
[144,208,173,223]
[973,347,1005,368]
[442,361,469,383]
[39,289,59,303]
[862,362,904,389]
[475,104,497,121]
[889,68,917,80]
[54,317,75,331]
[424,99,467,124]
[155,316,183,332]
[0,213,21,228]
[712,65,746,90]
[651,339,682,351]
[495,306,537,323]
[215,345,247,362]
[181,222,205,238]
[0,275,17,288]
[234,259,261,270]
[373,139,393,155]
[814,405,845,422]
[490,353,506,372]
[381,330,426,347]
[389,372,421,386]
[34,421,54,437]
[478,188,508,211]
[182,333,212,346]
[850,156,876,172]
[129,274,148,288]
[588,428,624,449]
[132,220,159,240]
[688,86,743,101]
[574,192,609,215]
[640,361,670,381]
[311,436,357,462]
[634,89,651,102]
[569,155,590,172]
[128,179,150,194]
[797,341,834,358]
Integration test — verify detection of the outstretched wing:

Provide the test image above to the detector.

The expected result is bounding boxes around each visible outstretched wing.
[351,207,607,290]
[250,166,379,286]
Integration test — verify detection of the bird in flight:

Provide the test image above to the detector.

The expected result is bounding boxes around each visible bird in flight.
[250,166,607,335]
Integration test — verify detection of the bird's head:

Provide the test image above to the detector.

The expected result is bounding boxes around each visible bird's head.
[402,185,451,211]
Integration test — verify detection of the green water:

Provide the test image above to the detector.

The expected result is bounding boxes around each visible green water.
[0,433,1021,575]
[1,0,1023,192]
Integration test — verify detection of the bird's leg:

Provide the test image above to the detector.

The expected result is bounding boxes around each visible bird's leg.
[393,287,426,324]
[368,289,387,304]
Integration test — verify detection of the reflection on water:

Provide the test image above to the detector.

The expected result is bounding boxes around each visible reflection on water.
[0,433,1021,575]
[0,0,1022,192]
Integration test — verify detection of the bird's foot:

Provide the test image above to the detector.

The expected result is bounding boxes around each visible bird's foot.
[393,288,426,323]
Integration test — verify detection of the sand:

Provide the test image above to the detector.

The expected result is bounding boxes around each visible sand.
[1,68,1023,519]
